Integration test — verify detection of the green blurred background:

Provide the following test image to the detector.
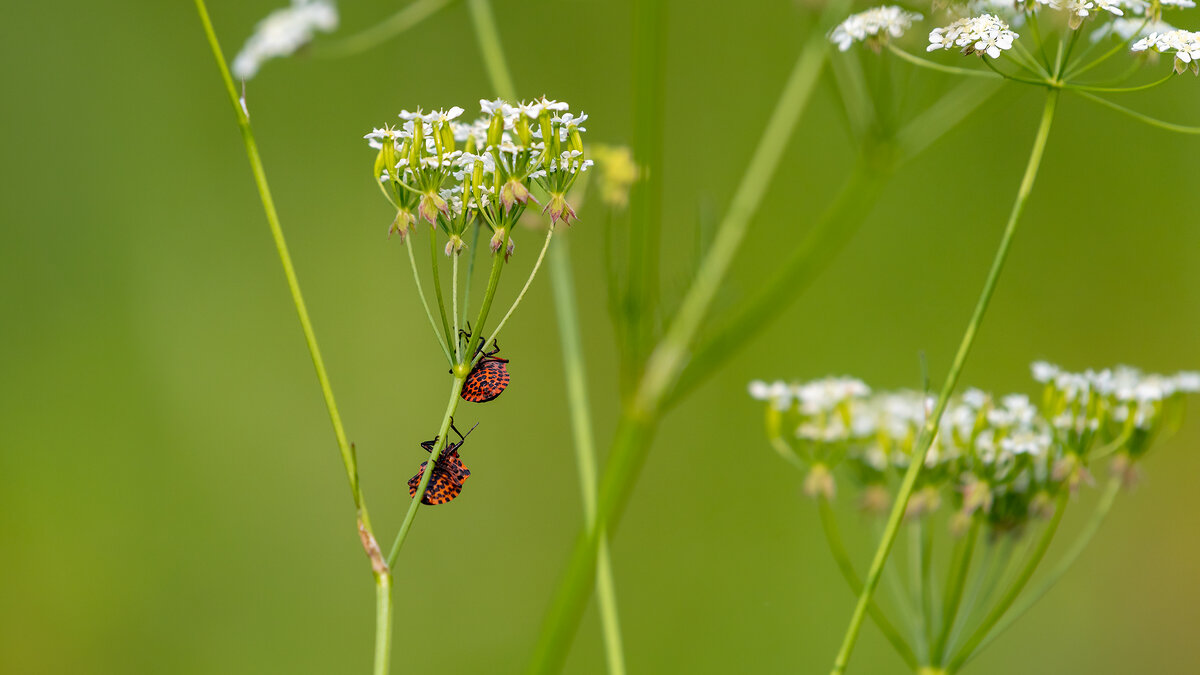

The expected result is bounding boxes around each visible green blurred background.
[2,1,1198,673]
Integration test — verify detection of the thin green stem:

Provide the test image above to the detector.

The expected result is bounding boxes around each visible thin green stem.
[550,235,628,675]
[933,518,980,665]
[315,0,458,58]
[1074,90,1200,134]
[980,57,1049,87]
[465,229,510,363]
[1065,16,1149,80]
[466,0,515,100]
[372,576,393,675]
[476,227,555,362]
[919,519,936,659]
[404,237,454,364]
[818,498,921,670]
[1026,10,1052,72]
[526,6,847,671]
[429,232,455,354]
[948,490,1070,672]
[386,375,467,568]
[828,89,1059,675]
[1066,71,1173,93]
[887,45,1000,79]
[193,2,391,672]
[461,222,481,326]
[964,479,1120,664]
[453,252,462,362]
[1009,40,1052,80]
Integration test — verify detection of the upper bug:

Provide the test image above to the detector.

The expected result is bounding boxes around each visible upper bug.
[408,420,476,506]
[457,330,510,403]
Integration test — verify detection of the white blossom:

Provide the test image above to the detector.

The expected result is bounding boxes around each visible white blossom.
[1132,30,1200,73]
[928,14,1018,59]
[231,0,338,80]
[829,6,924,51]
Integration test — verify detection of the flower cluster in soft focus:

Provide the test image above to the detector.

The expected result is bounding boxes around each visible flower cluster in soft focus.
[232,0,338,80]
[365,98,593,254]
[750,363,1197,534]
[927,14,1019,58]
[1132,29,1200,73]
[829,6,924,51]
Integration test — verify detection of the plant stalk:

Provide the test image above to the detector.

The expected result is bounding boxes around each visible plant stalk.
[828,88,1060,675]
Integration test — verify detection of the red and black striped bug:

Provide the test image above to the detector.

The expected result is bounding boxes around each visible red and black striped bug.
[408,420,477,505]
[458,331,510,403]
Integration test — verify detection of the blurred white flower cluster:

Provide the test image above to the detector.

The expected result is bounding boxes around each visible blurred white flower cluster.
[1132,29,1200,73]
[829,6,924,51]
[231,0,337,80]
[365,98,593,250]
[750,362,1197,530]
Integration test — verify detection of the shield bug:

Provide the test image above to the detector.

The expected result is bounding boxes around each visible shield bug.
[408,420,476,505]
[459,334,510,404]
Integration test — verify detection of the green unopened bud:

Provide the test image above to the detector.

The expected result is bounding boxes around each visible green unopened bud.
[440,124,455,153]
[569,128,584,155]
[515,115,533,147]
[487,112,504,147]
[410,120,424,166]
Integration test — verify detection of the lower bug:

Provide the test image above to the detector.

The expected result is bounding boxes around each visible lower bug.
[408,419,476,505]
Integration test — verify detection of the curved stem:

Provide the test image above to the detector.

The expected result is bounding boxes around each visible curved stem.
[817,498,920,670]
[980,57,1049,87]
[315,0,458,58]
[429,232,454,352]
[947,490,1071,672]
[919,519,936,658]
[961,479,1120,666]
[1065,16,1149,80]
[828,89,1059,675]
[466,0,516,101]
[1074,90,1200,134]
[386,375,467,568]
[1066,71,1173,93]
[193,2,390,672]
[887,44,1000,79]
[476,226,555,363]
[550,235,628,675]
[404,237,454,364]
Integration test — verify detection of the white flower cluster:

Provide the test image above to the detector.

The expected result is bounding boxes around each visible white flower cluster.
[927,14,1019,58]
[1034,0,1126,29]
[829,6,924,52]
[231,0,338,80]
[751,362,1196,526]
[1132,29,1200,73]
[365,98,593,241]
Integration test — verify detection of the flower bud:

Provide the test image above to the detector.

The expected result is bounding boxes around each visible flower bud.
[388,209,416,240]
[544,192,578,226]
[489,227,508,254]
[444,234,466,256]
[418,191,450,225]
[803,464,836,500]
[500,178,536,212]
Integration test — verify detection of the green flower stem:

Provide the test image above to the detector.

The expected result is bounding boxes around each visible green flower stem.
[933,518,980,665]
[963,478,1120,665]
[919,520,936,658]
[527,4,844,669]
[624,0,668,383]
[465,229,510,363]
[466,0,515,105]
[1064,16,1149,80]
[1066,71,1174,93]
[550,235,628,675]
[373,577,393,675]
[817,497,920,671]
[1074,90,1200,134]
[948,490,1070,672]
[476,226,555,363]
[192,3,391,673]
[828,88,1059,675]
[386,375,467,568]
[980,58,1050,87]
[453,251,462,362]
[315,0,458,58]
[671,76,1004,409]
[404,237,454,364]
[429,232,455,355]
[886,45,1000,79]
[462,222,482,325]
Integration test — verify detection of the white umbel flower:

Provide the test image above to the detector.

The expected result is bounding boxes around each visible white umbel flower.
[829,6,924,51]
[928,14,1018,59]
[1132,29,1200,73]
[231,0,338,80]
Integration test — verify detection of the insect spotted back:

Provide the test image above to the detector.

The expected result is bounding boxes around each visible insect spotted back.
[408,420,477,506]
[457,331,511,403]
